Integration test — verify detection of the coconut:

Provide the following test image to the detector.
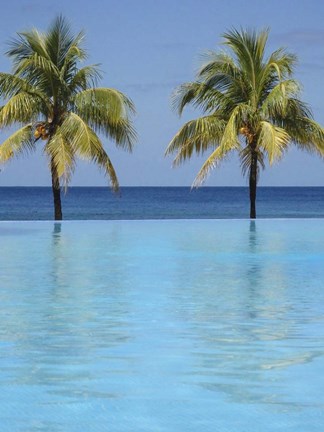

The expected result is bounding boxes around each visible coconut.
[239,126,249,135]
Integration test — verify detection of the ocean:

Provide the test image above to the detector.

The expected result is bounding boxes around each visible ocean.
[0,186,324,220]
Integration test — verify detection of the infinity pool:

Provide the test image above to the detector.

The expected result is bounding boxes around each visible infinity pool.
[0,220,323,431]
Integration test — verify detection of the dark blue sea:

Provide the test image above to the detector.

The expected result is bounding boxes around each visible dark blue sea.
[0,187,324,220]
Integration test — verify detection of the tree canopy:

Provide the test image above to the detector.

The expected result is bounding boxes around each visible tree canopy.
[166,28,324,217]
[0,16,136,218]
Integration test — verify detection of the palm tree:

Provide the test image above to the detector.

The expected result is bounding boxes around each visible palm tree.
[0,16,136,220]
[165,28,324,218]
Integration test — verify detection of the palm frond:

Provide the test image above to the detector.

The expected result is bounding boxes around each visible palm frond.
[45,15,77,68]
[7,28,48,68]
[59,112,120,190]
[0,92,46,125]
[257,121,290,164]
[95,149,119,191]
[68,65,102,92]
[0,124,34,162]
[0,72,31,97]
[73,88,136,150]
[15,52,61,78]
[220,103,250,151]
[223,28,270,107]
[172,82,231,115]
[265,48,297,79]
[198,51,239,80]
[261,79,301,118]
[286,116,324,153]
[223,28,269,71]
[192,145,232,187]
[99,117,136,152]
[0,72,50,111]
[197,51,248,102]
[44,131,75,186]
[166,115,226,164]
[62,30,86,64]
[74,87,135,118]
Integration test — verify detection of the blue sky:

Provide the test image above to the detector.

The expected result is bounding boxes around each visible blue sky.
[1,0,324,186]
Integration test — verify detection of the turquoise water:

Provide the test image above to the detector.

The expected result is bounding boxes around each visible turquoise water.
[0,220,324,431]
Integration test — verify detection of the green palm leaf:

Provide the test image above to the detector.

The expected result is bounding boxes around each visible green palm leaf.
[44,132,75,186]
[73,88,136,150]
[172,82,231,115]
[166,115,226,164]
[0,92,45,125]
[0,124,34,162]
[192,145,231,187]
[257,121,290,164]
[59,113,119,190]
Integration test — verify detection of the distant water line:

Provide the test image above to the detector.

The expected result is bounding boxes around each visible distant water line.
[0,186,324,220]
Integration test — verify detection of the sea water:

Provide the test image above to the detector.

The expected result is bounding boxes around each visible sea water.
[0,219,323,431]
[1,186,324,220]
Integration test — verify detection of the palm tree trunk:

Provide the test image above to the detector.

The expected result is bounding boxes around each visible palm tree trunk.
[249,150,258,219]
[50,158,62,220]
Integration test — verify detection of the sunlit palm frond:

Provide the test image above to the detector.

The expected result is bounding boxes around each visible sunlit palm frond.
[261,80,301,118]
[59,112,101,155]
[0,73,50,109]
[219,103,247,152]
[172,82,204,115]
[73,88,136,150]
[0,124,34,162]
[257,121,290,164]
[0,72,31,97]
[15,52,61,78]
[0,92,46,126]
[192,145,232,187]
[60,39,87,84]
[74,87,135,120]
[166,115,226,164]
[95,149,119,191]
[99,117,136,152]
[58,112,119,190]
[44,132,75,186]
